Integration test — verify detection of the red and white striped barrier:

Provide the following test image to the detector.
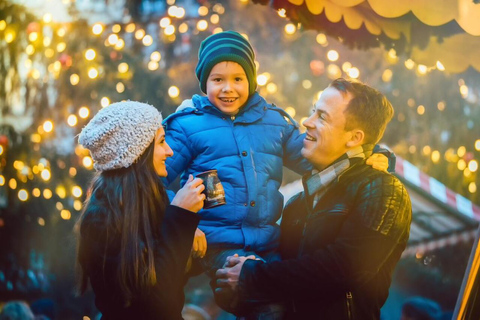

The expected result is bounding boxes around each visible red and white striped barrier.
[395,157,480,221]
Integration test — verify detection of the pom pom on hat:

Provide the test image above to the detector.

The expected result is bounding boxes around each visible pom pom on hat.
[78,101,162,171]
[195,30,257,95]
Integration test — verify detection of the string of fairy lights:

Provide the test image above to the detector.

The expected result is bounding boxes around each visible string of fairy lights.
[0,0,479,231]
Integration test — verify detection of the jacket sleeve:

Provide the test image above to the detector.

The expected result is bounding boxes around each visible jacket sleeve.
[163,118,194,186]
[283,124,312,175]
[239,174,411,300]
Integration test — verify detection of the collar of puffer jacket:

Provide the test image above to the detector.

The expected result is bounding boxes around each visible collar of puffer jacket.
[192,92,267,124]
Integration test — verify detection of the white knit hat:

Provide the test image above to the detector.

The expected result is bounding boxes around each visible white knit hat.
[78,101,163,171]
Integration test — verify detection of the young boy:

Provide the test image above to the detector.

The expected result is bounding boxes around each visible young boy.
[163,31,389,313]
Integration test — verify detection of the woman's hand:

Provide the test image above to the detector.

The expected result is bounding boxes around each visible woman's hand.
[191,227,207,258]
[366,153,389,172]
[171,174,205,213]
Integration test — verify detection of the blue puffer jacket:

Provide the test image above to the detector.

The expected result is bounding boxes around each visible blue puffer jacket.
[163,92,311,252]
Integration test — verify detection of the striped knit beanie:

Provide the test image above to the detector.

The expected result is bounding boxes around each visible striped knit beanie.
[195,30,257,95]
[78,101,162,171]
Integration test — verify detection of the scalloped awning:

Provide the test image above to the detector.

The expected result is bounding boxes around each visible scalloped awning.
[252,0,480,73]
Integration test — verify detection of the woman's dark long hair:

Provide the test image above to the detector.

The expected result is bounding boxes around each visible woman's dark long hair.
[75,142,168,305]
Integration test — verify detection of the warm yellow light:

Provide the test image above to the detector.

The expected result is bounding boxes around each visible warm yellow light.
[31,133,41,143]
[284,23,296,35]
[150,51,161,62]
[213,3,225,14]
[198,6,209,16]
[43,13,52,23]
[302,80,312,89]
[92,23,104,35]
[74,200,83,211]
[116,82,125,93]
[458,159,467,171]
[0,175,4,186]
[67,114,78,126]
[32,188,41,197]
[316,90,323,101]
[404,59,415,70]
[0,20,5,31]
[88,68,98,79]
[458,146,466,157]
[327,50,339,62]
[85,49,96,61]
[436,61,445,71]
[409,145,417,154]
[56,202,63,210]
[57,28,66,37]
[285,107,296,118]
[431,150,440,163]
[5,30,16,43]
[125,23,135,33]
[9,178,17,190]
[43,189,53,199]
[41,169,51,181]
[142,35,153,46]
[278,8,287,18]
[210,14,220,24]
[179,23,188,33]
[168,86,180,98]
[43,37,52,47]
[213,27,223,34]
[148,61,159,71]
[56,186,66,199]
[437,101,445,111]
[118,63,129,73]
[135,29,145,40]
[108,34,119,45]
[164,25,175,36]
[29,32,38,42]
[316,33,327,45]
[160,17,171,28]
[266,83,277,94]
[83,156,93,168]
[26,45,35,55]
[347,67,360,79]
[57,42,66,52]
[417,64,428,75]
[341,62,352,72]
[382,69,393,82]
[460,85,469,98]
[469,182,477,193]
[327,64,341,79]
[70,74,80,85]
[79,107,89,119]
[0,145,3,156]
[72,186,83,198]
[13,161,25,171]
[417,105,425,115]
[114,39,125,50]
[112,24,121,33]
[257,75,268,86]
[422,145,431,155]
[101,97,110,108]
[197,20,208,31]
[69,167,77,177]
[43,120,54,133]
[61,210,71,220]
[469,160,478,172]
[171,6,186,18]
[38,217,45,226]
[31,69,40,80]
[18,189,28,201]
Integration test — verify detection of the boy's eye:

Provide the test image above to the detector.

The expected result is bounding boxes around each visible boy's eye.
[235,77,244,81]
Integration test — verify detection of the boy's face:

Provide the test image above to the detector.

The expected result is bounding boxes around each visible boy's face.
[206,61,249,115]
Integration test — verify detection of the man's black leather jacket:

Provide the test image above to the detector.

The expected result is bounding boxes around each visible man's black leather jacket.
[239,161,412,319]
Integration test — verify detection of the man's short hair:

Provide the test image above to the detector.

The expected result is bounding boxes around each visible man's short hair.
[330,78,394,144]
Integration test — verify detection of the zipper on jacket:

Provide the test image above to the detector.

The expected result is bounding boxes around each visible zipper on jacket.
[346,291,353,320]
[231,115,235,121]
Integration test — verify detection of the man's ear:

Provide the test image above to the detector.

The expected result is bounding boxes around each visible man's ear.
[346,129,365,148]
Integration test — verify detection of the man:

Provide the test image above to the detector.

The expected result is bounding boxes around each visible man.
[215,78,412,319]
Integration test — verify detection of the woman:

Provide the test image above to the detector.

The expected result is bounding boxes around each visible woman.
[75,101,205,319]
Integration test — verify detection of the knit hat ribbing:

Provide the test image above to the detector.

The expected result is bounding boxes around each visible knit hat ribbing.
[196,31,257,95]
[78,101,162,171]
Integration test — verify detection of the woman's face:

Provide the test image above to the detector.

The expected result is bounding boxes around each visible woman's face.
[153,126,173,177]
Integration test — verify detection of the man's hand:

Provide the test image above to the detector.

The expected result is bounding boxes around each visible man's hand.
[191,227,207,258]
[215,256,255,292]
[366,153,389,172]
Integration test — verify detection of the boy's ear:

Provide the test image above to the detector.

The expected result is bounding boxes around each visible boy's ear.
[346,129,365,148]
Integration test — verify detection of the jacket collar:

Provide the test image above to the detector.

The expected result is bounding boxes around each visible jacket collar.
[192,92,266,123]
